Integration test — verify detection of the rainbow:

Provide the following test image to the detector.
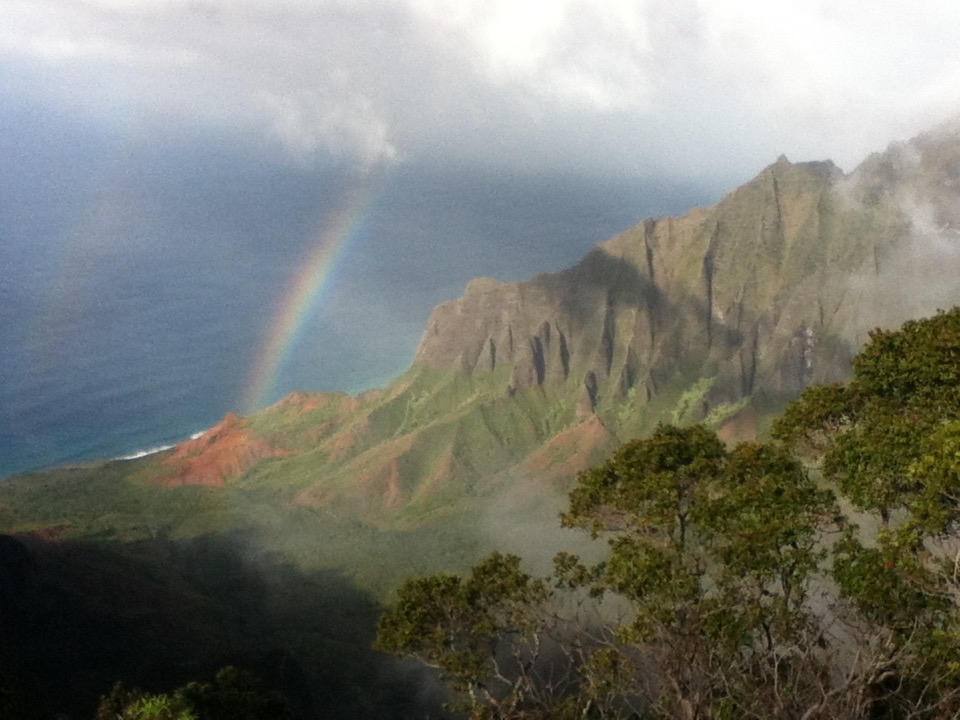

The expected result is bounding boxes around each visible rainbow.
[243,171,388,412]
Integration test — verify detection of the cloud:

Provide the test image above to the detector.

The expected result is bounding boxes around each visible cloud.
[405,0,654,110]
[693,0,960,166]
[260,89,398,168]
[2,0,960,180]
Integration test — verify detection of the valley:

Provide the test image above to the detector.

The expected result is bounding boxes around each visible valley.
[2,120,960,718]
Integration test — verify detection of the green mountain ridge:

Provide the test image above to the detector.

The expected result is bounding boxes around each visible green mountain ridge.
[238,143,942,528]
[6,126,960,538]
[2,122,960,717]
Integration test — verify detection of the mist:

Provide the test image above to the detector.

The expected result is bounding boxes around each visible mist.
[841,129,960,343]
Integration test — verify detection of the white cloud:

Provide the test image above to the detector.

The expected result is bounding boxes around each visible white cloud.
[260,89,398,167]
[693,0,960,168]
[2,0,960,179]
[406,0,654,109]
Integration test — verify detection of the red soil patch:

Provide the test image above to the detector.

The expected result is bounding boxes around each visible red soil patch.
[380,461,404,510]
[306,419,336,443]
[521,415,614,482]
[296,431,417,509]
[716,405,759,445]
[295,458,405,512]
[321,417,370,462]
[412,447,456,503]
[157,413,284,487]
[345,434,419,511]
[274,391,335,414]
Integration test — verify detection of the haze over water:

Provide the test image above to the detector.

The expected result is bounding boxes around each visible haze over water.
[0,103,710,478]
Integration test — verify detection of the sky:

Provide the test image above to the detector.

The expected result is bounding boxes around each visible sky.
[4,0,960,186]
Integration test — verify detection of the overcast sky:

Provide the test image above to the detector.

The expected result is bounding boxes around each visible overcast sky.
[4,0,960,188]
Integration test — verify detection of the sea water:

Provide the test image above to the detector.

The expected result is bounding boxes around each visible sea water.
[0,117,710,479]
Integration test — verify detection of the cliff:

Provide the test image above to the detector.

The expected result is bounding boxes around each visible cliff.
[3,123,960,533]
[413,156,907,428]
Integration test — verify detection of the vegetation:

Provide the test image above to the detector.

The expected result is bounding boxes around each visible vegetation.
[3,132,959,717]
[94,667,291,720]
[0,531,435,719]
[378,308,960,719]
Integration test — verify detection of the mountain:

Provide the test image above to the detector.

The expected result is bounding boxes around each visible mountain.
[6,125,960,535]
[219,133,955,525]
[5,121,960,545]
[1,121,960,717]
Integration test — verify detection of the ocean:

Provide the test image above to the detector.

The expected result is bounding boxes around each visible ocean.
[0,113,711,478]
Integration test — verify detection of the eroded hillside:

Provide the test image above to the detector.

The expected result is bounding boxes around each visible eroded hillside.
[3,122,960,548]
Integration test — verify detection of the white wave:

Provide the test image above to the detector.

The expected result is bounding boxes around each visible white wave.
[117,427,209,462]
[119,444,175,461]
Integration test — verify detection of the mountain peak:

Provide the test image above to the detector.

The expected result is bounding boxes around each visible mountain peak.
[12,128,960,533]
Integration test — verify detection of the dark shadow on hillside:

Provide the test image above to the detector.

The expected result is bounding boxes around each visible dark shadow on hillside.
[543,248,665,323]
[534,248,746,368]
[0,532,446,719]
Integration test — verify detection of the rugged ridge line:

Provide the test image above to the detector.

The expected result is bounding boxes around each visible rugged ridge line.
[161,124,960,521]
[413,157,891,421]
[5,123,960,531]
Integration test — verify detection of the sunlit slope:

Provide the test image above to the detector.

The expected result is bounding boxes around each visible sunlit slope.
[3,123,960,587]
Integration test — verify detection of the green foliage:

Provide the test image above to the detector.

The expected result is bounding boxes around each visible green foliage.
[771,382,860,452]
[382,423,841,718]
[671,377,715,425]
[831,525,949,630]
[95,668,291,720]
[778,307,960,525]
[907,420,960,534]
[564,427,836,717]
[122,695,196,720]
[698,442,834,603]
[97,685,197,720]
[376,553,547,683]
[777,308,960,521]
[384,307,960,718]
[564,423,725,542]
[702,397,748,429]
[774,307,960,715]
[823,403,924,518]
[96,682,142,720]
[178,667,292,720]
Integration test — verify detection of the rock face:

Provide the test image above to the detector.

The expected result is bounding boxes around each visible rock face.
[414,141,959,420]
[45,122,958,527]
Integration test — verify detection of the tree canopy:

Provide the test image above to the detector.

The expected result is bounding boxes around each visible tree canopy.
[94,667,291,720]
[379,308,960,719]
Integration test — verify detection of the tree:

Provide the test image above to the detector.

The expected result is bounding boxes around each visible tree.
[773,308,960,524]
[562,426,836,720]
[379,307,960,719]
[775,308,960,717]
[375,553,565,718]
[95,668,290,720]
[379,426,837,719]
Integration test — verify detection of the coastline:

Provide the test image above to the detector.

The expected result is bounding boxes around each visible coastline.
[118,430,205,461]
[0,428,209,482]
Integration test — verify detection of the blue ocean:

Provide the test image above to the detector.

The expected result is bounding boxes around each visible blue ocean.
[0,106,711,479]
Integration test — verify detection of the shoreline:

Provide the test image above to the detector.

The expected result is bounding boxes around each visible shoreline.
[117,429,205,461]
[0,429,209,482]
